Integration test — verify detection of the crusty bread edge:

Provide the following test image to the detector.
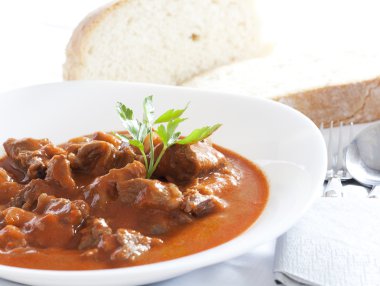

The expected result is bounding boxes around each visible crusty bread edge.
[276,76,380,126]
[63,0,129,80]
[64,1,380,126]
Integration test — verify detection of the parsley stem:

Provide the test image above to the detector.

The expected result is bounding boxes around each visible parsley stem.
[140,148,149,173]
[147,127,155,178]
[147,144,167,178]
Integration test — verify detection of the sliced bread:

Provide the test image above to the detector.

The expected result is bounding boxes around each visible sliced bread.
[63,0,261,85]
[184,51,380,125]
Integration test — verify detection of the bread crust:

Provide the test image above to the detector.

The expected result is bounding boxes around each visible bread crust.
[63,0,128,80]
[276,77,380,126]
[184,52,380,126]
[64,0,260,84]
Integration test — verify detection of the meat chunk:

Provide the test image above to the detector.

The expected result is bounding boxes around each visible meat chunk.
[33,193,89,221]
[1,194,89,249]
[63,132,122,151]
[182,189,227,217]
[42,144,67,158]
[3,138,66,181]
[87,163,191,235]
[3,138,50,158]
[26,193,89,248]
[62,132,136,176]
[0,225,27,250]
[154,141,227,184]
[68,141,115,176]
[111,228,162,261]
[187,166,241,195]
[118,142,137,164]
[118,178,183,211]
[11,166,77,210]
[0,168,22,205]
[79,218,162,261]
[0,207,35,228]
[91,131,121,148]
[116,178,191,235]
[10,155,77,209]
[0,168,12,183]
[0,199,35,250]
[45,155,76,191]
[68,140,134,176]
[11,179,53,210]
[61,136,91,154]
[0,183,22,208]
[78,218,112,250]
[85,161,146,207]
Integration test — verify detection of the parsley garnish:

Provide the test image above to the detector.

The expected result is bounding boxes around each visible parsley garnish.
[116,96,221,178]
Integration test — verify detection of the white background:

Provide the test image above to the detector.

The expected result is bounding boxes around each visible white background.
[0,0,106,92]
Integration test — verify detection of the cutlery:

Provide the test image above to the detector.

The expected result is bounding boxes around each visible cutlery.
[321,122,353,197]
[346,122,380,198]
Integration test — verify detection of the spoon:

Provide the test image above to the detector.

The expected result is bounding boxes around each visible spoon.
[346,122,380,198]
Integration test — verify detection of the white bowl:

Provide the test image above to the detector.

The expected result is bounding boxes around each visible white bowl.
[0,82,326,286]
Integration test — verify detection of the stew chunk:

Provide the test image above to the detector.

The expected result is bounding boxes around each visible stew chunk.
[155,141,226,184]
[118,178,183,211]
[28,194,89,248]
[85,161,146,207]
[79,218,162,261]
[3,138,66,181]
[11,156,78,210]
[67,139,135,176]
[182,189,227,217]
[0,168,22,205]
[0,225,27,250]
[3,193,89,248]
[0,168,13,183]
[0,193,89,249]
[45,155,76,190]
[112,228,163,261]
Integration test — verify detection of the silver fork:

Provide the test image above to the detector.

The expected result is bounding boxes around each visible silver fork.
[321,121,353,197]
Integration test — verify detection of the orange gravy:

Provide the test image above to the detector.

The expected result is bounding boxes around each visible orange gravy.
[0,145,268,270]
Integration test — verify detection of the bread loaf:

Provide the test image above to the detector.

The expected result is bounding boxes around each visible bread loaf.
[63,0,261,85]
[184,51,380,125]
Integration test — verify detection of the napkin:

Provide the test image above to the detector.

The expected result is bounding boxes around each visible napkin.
[273,196,380,286]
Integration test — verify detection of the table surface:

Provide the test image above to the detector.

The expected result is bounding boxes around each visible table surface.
[0,1,277,285]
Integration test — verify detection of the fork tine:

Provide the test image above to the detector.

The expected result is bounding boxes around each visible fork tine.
[341,122,354,180]
[348,122,354,143]
[336,122,344,171]
[322,121,355,197]
[324,121,343,197]
[327,121,334,171]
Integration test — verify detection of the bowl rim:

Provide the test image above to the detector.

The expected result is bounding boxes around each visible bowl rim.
[0,81,327,277]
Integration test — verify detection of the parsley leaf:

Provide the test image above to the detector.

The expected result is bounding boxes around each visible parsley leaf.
[177,124,222,145]
[143,95,155,125]
[154,103,189,124]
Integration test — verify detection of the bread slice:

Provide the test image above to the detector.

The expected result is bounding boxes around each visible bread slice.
[63,0,261,85]
[184,51,380,125]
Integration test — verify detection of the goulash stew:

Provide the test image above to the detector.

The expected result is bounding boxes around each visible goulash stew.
[0,98,268,270]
